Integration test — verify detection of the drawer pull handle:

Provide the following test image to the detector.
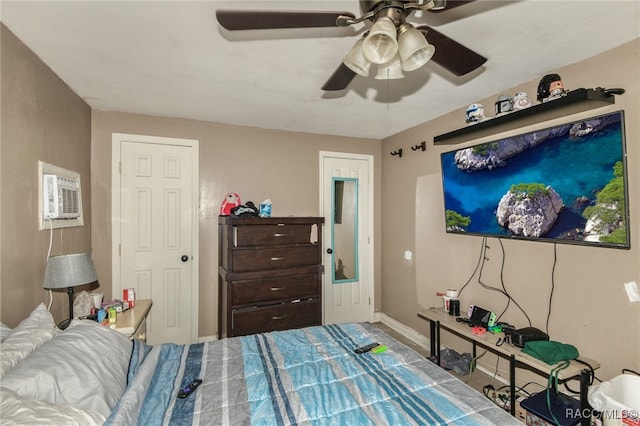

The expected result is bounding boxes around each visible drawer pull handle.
[270,286,285,291]
[273,233,286,237]
[270,257,285,261]
[272,314,287,320]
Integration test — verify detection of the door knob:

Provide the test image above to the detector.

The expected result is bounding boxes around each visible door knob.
[181,255,189,262]
[326,248,333,254]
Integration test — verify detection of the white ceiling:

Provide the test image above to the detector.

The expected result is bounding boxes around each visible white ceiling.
[2,1,639,139]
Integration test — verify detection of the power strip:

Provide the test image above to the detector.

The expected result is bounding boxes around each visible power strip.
[483,385,527,423]
[514,396,527,423]
[496,393,527,423]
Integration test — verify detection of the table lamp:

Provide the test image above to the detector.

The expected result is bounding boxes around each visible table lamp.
[44,253,98,329]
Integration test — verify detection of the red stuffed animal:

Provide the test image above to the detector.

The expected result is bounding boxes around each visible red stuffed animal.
[220,193,241,216]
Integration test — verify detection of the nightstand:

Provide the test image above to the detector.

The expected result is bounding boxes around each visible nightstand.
[113,299,152,342]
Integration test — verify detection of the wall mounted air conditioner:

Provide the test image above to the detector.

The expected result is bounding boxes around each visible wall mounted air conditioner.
[38,161,84,230]
[43,174,81,219]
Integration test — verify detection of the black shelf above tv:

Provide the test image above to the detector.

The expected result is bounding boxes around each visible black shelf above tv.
[434,88,616,145]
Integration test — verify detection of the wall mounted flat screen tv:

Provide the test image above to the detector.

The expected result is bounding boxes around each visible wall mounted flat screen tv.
[440,110,630,249]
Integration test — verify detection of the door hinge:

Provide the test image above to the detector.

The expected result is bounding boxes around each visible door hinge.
[119,161,122,174]
[369,297,371,305]
[119,244,121,256]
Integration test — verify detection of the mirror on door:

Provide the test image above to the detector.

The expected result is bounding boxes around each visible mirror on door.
[332,178,358,283]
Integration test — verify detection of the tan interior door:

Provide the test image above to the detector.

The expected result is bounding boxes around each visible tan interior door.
[115,135,198,345]
[321,153,374,325]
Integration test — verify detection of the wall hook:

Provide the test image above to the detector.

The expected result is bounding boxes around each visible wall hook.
[411,141,427,152]
[391,149,403,158]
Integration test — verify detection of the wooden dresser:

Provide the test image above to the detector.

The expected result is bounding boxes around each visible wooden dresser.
[218,216,324,338]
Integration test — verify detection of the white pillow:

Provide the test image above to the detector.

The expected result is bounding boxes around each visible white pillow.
[0,322,12,342]
[0,388,105,426]
[0,303,56,376]
[0,319,133,418]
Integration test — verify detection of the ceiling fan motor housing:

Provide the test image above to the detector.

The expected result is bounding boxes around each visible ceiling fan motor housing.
[361,1,410,24]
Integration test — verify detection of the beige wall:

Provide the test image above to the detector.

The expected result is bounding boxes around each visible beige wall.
[381,39,640,382]
[0,25,93,326]
[90,113,382,338]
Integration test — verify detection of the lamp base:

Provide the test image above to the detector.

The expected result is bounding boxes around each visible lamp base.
[57,318,72,330]
[57,286,76,330]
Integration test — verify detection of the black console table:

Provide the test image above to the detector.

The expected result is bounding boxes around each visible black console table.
[418,308,600,425]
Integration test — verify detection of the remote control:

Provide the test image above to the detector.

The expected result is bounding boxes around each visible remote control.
[178,379,202,398]
[354,342,380,354]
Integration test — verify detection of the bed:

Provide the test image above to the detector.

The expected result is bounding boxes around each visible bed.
[0,304,521,425]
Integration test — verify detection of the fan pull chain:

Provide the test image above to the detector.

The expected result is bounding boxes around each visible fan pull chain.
[386,70,390,111]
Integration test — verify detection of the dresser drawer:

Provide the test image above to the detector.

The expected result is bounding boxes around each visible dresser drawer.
[234,224,312,247]
[232,245,319,272]
[232,299,320,336]
[231,273,319,306]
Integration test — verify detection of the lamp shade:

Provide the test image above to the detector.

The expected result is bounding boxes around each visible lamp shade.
[44,253,97,290]
[398,25,435,72]
[375,55,404,80]
[363,17,398,65]
[343,37,371,77]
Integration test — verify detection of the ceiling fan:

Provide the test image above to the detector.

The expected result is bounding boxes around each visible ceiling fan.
[215,0,487,91]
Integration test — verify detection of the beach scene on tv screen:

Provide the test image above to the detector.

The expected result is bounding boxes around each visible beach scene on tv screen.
[441,111,629,248]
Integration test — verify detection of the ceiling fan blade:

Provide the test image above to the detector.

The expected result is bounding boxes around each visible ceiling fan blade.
[216,10,356,30]
[321,63,357,91]
[418,26,486,76]
[429,0,477,13]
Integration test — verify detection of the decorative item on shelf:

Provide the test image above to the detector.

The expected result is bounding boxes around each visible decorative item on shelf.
[43,253,98,330]
[465,103,486,125]
[411,141,427,152]
[219,192,241,216]
[391,148,403,158]
[494,94,514,116]
[537,73,568,103]
[599,87,625,96]
[512,92,533,111]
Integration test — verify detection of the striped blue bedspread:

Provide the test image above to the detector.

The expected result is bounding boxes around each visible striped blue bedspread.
[106,323,520,425]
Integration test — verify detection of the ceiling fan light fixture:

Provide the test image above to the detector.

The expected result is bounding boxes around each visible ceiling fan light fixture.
[363,17,399,65]
[398,24,435,71]
[343,37,371,77]
[375,55,404,80]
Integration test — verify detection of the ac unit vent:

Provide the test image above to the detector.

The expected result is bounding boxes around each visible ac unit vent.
[43,174,81,219]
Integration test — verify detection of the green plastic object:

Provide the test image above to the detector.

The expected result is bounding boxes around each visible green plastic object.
[372,345,387,354]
